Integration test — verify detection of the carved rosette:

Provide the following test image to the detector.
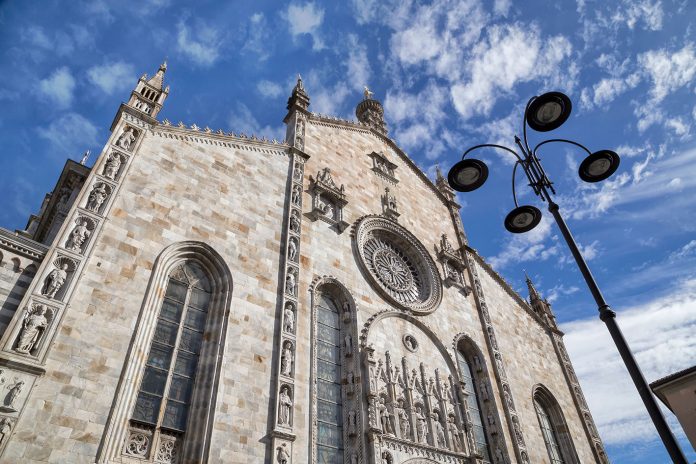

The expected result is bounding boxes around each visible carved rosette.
[551,333,609,463]
[353,216,442,314]
[464,253,526,463]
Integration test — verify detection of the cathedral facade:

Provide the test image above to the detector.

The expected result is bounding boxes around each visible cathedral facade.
[0,64,608,464]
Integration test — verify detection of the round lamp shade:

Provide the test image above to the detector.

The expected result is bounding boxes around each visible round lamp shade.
[504,205,542,233]
[447,159,489,192]
[578,150,620,183]
[526,92,572,132]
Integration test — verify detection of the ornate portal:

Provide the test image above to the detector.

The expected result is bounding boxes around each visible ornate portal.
[354,216,441,314]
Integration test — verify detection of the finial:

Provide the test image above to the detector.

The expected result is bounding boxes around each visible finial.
[364,85,374,100]
[160,59,168,72]
[296,74,304,91]
[436,164,445,181]
[80,150,90,165]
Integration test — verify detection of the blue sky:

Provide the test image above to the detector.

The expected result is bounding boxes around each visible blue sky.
[0,0,695,461]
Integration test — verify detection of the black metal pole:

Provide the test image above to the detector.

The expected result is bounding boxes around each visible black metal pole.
[544,197,688,463]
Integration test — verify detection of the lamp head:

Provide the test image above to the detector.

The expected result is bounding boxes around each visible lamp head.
[447,159,489,192]
[526,92,572,132]
[504,205,542,233]
[578,150,620,183]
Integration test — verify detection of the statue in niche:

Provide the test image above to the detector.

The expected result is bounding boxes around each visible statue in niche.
[448,415,462,451]
[283,303,295,333]
[487,412,498,435]
[293,162,303,182]
[288,237,297,261]
[116,127,137,150]
[377,397,394,435]
[43,264,68,299]
[384,187,398,212]
[395,398,410,439]
[479,380,490,401]
[103,152,122,180]
[66,218,91,252]
[294,119,305,150]
[289,210,300,233]
[344,334,353,356]
[415,405,428,444]
[291,185,301,205]
[276,443,290,464]
[488,327,498,350]
[503,385,513,410]
[440,234,453,252]
[472,355,483,372]
[278,386,292,425]
[495,353,505,375]
[0,417,11,446]
[285,269,296,296]
[87,183,108,212]
[369,367,377,392]
[348,409,357,435]
[15,305,49,354]
[4,381,24,411]
[342,301,351,321]
[351,454,358,464]
[494,446,507,464]
[432,411,446,448]
[346,370,355,395]
[281,341,293,376]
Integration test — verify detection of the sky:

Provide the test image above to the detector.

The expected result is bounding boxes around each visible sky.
[0,0,695,462]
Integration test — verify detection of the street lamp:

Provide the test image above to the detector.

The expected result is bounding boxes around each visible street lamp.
[448,92,688,463]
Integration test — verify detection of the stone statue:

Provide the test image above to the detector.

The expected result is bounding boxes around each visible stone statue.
[276,443,290,464]
[487,412,498,435]
[289,210,300,233]
[43,264,68,299]
[281,342,293,376]
[5,381,24,410]
[283,303,294,333]
[364,86,374,99]
[103,153,122,180]
[351,454,358,464]
[404,335,416,351]
[291,185,301,205]
[448,415,462,451]
[488,327,498,349]
[117,127,137,150]
[342,301,351,319]
[377,397,394,435]
[494,446,506,463]
[495,354,504,375]
[348,409,357,435]
[512,416,524,445]
[396,400,410,439]
[347,370,355,394]
[293,162,302,182]
[87,183,108,212]
[432,411,446,448]
[66,219,90,252]
[15,305,49,354]
[278,386,292,425]
[0,418,11,446]
[415,405,428,444]
[344,334,353,356]
[288,238,297,261]
[285,270,296,296]
[480,379,490,401]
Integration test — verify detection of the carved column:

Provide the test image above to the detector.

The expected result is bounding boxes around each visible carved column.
[550,332,608,463]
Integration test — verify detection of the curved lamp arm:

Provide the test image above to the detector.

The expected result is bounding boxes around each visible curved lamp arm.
[533,138,593,157]
[462,143,524,163]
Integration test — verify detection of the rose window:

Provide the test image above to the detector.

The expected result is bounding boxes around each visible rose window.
[354,216,442,314]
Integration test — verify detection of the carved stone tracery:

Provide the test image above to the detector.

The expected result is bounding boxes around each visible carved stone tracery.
[308,167,349,232]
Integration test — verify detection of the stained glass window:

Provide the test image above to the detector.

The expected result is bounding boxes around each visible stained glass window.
[456,351,492,463]
[316,294,343,463]
[132,261,212,437]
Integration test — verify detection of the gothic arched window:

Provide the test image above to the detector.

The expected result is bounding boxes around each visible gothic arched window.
[456,349,492,463]
[315,293,344,463]
[533,386,580,464]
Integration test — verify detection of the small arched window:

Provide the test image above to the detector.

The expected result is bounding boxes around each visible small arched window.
[456,349,492,463]
[533,386,580,464]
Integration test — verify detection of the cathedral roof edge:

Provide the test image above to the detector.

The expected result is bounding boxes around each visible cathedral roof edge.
[154,121,289,148]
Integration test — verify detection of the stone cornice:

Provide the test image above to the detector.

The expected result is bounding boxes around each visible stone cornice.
[152,124,289,155]
[464,246,563,336]
[0,227,48,261]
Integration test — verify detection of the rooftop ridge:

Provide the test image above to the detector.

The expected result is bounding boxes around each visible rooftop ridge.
[159,119,288,146]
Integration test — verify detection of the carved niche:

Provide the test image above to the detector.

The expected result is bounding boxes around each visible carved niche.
[368,151,398,184]
[102,151,126,181]
[41,255,77,301]
[381,187,400,221]
[64,215,97,254]
[85,181,112,214]
[307,167,349,232]
[13,302,57,356]
[435,234,469,294]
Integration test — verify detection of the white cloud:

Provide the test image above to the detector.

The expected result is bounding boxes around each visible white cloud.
[39,67,76,108]
[616,0,664,31]
[493,0,512,16]
[580,73,640,109]
[285,2,325,51]
[242,13,272,61]
[228,103,285,141]
[487,215,561,269]
[450,24,572,120]
[669,240,696,261]
[638,45,696,103]
[257,80,283,99]
[545,283,580,303]
[87,61,135,95]
[177,20,222,67]
[664,118,690,138]
[37,113,99,156]
[563,277,696,445]
[346,34,371,93]
[311,82,351,116]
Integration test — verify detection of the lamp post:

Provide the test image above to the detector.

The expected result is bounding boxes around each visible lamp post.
[447,92,688,463]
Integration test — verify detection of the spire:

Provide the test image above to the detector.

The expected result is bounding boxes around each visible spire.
[525,271,542,303]
[126,61,170,119]
[356,85,387,135]
[525,272,557,329]
[286,74,310,112]
[435,164,455,201]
